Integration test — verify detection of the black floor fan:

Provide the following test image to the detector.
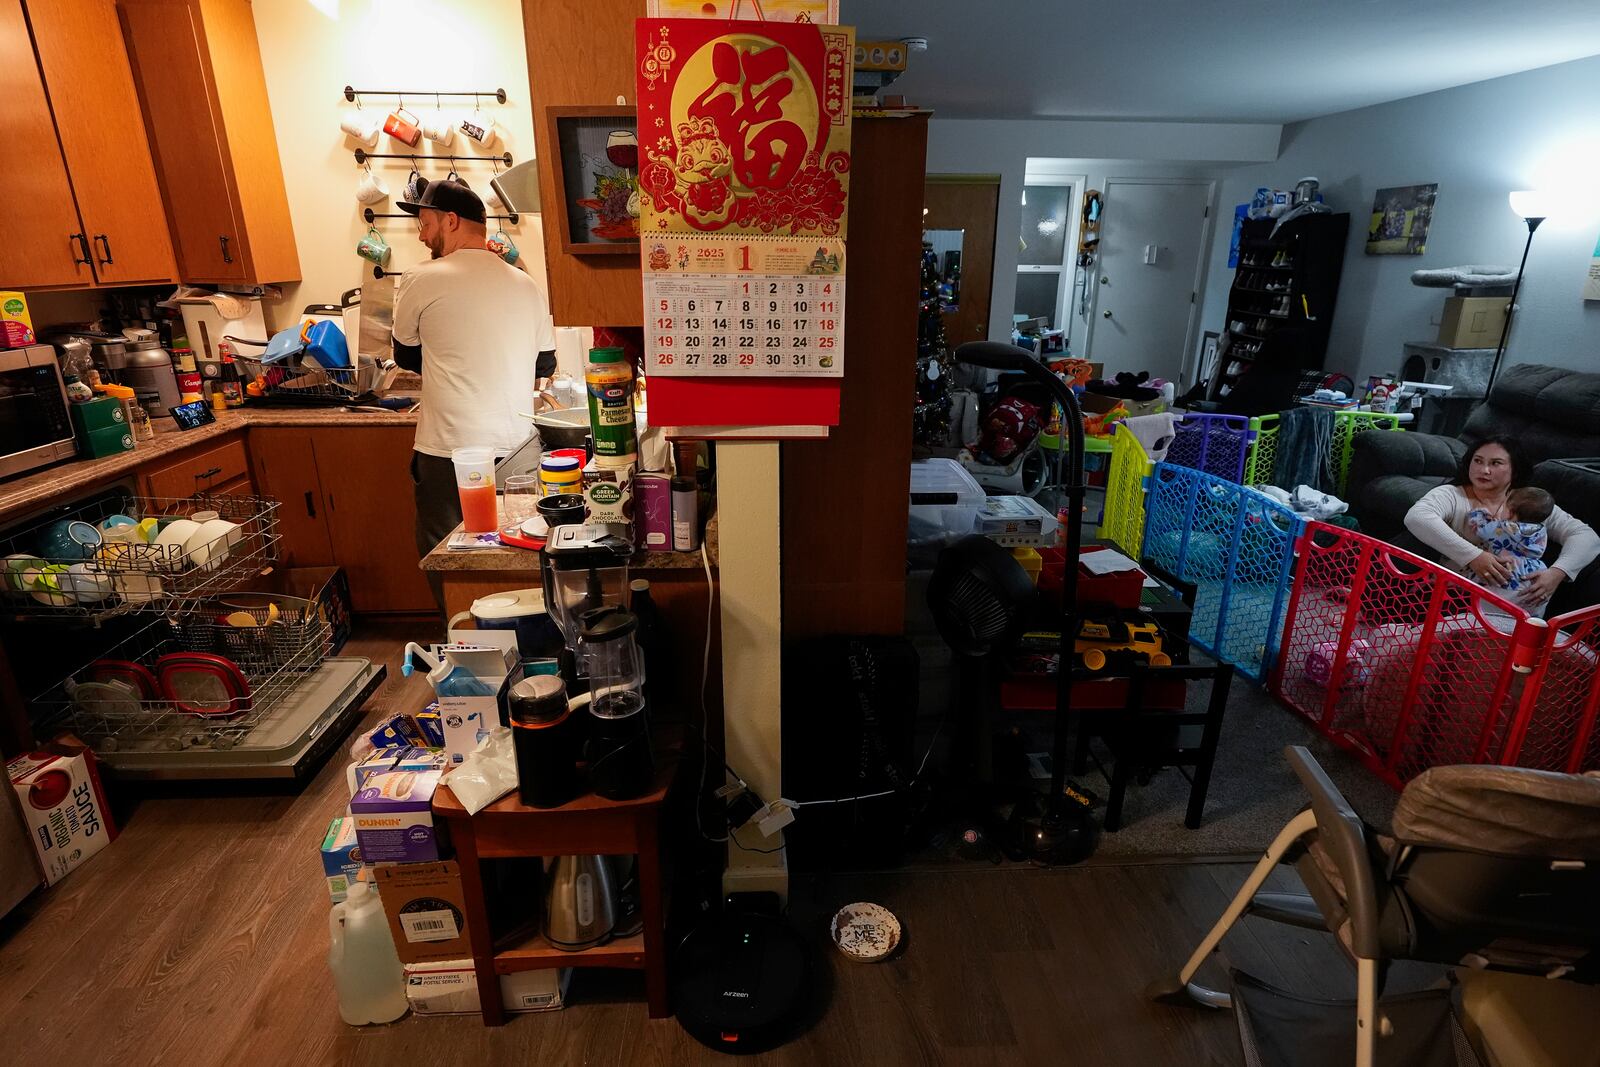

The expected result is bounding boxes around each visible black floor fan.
[948,341,1094,865]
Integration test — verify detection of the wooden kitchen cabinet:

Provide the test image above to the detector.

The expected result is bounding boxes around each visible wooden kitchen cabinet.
[140,435,252,498]
[249,429,334,567]
[28,0,178,287]
[314,427,433,614]
[0,0,175,290]
[119,0,300,286]
[250,426,432,614]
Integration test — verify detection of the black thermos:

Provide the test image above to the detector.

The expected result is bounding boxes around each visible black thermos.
[508,675,584,808]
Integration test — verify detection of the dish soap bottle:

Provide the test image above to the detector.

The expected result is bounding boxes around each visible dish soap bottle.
[327,879,407,1025]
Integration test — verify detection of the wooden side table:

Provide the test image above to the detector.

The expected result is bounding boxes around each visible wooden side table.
[432,759,679,1024]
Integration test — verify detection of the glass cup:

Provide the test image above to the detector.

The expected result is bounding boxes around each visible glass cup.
[451,446,498,534]
[501,474,542,538]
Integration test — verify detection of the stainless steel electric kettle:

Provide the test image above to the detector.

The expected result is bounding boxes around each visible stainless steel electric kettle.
[543,854,618,951]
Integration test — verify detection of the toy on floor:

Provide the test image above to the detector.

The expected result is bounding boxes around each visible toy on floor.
[1016,613,1172,674]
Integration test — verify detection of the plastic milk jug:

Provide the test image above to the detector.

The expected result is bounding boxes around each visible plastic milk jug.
[327,879,408,1025]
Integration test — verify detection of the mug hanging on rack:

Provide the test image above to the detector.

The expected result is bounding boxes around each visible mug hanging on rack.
[355,163,389,205]
[384,104,422,148]
[356,225,391,267]
[340,109,380,148]
[404,162,427,204]
[445,165,469,190]
[424,107,455,147]
[487,229,519,265]
[461,98,499,149]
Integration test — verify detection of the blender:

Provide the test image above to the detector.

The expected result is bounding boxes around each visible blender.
[540,523,633,672]
[578,606,654,800]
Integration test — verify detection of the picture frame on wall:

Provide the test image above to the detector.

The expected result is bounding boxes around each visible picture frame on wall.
[1198,330,1222,385]
[542,105,640,256]
[1365,183,1438,255]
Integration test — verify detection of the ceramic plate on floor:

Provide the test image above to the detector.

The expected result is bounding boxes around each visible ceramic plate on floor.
[830,902,901,963]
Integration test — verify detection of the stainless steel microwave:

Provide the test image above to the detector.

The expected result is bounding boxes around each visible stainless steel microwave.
[0,344,76,479]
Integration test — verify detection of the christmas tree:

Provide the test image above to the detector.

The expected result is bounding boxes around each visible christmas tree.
[913,243,955,448]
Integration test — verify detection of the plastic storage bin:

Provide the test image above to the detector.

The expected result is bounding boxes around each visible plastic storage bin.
[909,458,986,538]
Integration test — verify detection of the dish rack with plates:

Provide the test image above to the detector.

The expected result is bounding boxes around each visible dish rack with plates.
[0,493,281,623]
[30,595,332,753]
[230,347,397,404]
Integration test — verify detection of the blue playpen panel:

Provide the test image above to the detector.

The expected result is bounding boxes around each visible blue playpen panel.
[1139,462,1302,683]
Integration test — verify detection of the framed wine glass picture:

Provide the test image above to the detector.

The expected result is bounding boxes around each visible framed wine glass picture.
[542,105,641,255]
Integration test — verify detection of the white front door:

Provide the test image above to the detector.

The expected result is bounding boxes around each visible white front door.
[1086,178,1215,388]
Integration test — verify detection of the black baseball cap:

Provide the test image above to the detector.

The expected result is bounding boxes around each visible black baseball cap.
[396,178,486,224]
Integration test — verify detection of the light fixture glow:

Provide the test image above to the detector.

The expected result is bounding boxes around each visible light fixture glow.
[1509,190,1557,221]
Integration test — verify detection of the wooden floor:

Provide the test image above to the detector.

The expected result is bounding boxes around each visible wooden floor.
[0,622,1390,1066]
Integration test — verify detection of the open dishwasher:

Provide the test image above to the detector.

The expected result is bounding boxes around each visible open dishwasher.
[1,484,382,782]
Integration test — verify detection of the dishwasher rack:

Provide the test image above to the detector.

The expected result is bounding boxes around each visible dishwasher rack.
[0,493,281,623]
[31,598,331,754]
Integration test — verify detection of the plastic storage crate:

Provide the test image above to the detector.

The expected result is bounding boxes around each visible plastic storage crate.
[1245,410,1403,494]
[1140,462,1302,683]
[1165,413,1255,482]
[1098,423,1152,559]
[1267,523,1552,788]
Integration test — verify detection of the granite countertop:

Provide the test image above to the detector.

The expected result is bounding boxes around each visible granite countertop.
[0,397,420,521]
[422,511,719,573]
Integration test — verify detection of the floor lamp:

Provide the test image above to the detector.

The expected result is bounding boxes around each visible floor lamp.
[1486,190,1553,395]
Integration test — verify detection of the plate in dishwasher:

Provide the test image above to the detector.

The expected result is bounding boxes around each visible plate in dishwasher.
[92,658,385,781]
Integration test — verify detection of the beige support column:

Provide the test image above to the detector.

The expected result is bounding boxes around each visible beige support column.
[715,440,788,899]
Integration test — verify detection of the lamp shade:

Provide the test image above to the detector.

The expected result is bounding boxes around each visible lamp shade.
[1509,189,1556,221]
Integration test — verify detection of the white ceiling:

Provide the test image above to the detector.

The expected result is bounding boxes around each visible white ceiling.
[845,0,1600,123]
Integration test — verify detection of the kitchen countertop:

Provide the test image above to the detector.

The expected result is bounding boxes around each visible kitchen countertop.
[0,398,420,522]
[421,511,719,573]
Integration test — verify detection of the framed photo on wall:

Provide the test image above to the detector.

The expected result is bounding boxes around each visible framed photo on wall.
[1365,183,1438,255]
[542,105,640,256]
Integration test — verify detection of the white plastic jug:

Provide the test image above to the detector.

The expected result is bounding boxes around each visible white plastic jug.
[327,879,408,1025]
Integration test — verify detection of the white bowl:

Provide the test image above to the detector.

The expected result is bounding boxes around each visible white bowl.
[64,563,114,604]
[186,518,241,572]
[113,572,163,604]
[153,519,200,571]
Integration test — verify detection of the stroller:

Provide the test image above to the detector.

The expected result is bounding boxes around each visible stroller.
[1149,746,1600,1066]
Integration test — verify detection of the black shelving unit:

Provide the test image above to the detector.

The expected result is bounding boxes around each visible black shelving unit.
[1207,212,1348,412]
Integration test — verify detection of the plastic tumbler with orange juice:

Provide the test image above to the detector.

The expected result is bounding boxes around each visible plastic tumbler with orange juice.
[451,447,499,534]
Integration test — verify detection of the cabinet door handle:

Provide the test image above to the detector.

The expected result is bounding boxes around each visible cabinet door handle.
[94,234,114,266]
[70,233,91,266]
[304,491,316,518]
[194,466,222,481]
[219,235,233,263]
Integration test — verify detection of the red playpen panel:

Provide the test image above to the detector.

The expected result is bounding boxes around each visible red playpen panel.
[1268,523,1547,788]
[1507,603,1600,774]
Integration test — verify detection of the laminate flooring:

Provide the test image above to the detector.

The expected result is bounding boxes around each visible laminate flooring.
[0,621,1427,1066]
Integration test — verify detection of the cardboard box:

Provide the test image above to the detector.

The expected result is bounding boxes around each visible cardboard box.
[374,860,474,964]
[75,423,135,459]
[424,644,516,766]
[351,759,445,863]
[348,746,448,796]
[0,291,35,349]
[636,473,672,550]
[7,735,116,886]
[319,816,365,902]
[1437,296,1509,348]
[70,397,126,433]
[404,959,570,1015]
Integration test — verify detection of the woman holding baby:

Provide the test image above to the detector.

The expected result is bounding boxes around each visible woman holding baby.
[1404,435,1600,614]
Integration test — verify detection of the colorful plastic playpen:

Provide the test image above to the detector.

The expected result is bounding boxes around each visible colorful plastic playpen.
[1098,430,1600,786]
[1244,410,1404,495]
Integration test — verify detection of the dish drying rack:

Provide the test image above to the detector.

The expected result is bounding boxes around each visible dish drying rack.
[32,596,332,753]
[229,341,398,405]
[0,493,281,624]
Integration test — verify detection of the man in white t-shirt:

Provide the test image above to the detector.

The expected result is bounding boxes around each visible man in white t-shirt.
[392,179,556,607]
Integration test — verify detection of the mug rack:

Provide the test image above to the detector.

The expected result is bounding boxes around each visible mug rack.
[363,207,519,225]
[354,149,513,166]
[344,86,508,104]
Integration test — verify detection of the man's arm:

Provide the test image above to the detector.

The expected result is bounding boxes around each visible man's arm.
[394,338,423,374]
